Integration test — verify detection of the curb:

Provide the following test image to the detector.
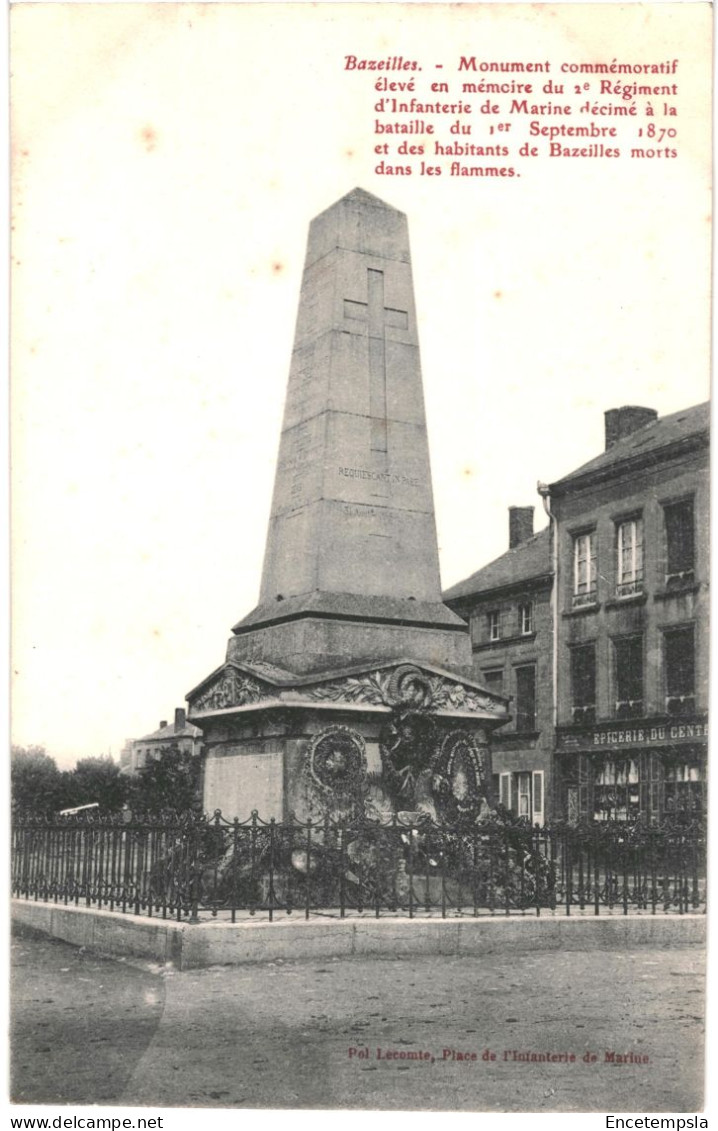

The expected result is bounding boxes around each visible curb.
[11,899,706,969]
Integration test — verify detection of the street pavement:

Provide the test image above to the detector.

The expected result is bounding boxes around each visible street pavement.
[11,927,705,1112]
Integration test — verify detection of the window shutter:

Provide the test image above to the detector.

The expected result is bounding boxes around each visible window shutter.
[532,771,545,826]
[499,772,512,811]
[589,532,597,591]
[649,752,662,823]
[578,754,590,817]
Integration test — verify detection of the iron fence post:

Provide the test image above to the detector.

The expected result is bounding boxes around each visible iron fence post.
[408,824,415,920]
[231,816,239,923]
[339,824,346,919]
[305,819,312,921]
[188,820,201,925]
[440,827,447,920]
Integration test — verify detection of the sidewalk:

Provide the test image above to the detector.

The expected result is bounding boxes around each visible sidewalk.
[11,928,705,1112]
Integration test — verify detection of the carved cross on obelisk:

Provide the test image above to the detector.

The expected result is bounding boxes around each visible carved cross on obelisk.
[368,268,392,461]
[344,267,409,499]
[349,269,409,454]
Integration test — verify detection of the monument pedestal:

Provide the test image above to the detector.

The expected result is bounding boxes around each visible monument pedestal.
[189,659,507,822]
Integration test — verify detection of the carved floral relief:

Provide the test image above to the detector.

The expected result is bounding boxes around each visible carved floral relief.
[305,664,504,716]
[192,670,267,712]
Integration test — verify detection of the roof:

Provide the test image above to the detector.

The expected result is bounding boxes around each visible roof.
[442,402,708,605]
[136,720,202,744]
[443,526,552,603]
[550,402,709,492]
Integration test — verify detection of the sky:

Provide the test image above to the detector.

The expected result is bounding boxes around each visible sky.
[11,3,711,768]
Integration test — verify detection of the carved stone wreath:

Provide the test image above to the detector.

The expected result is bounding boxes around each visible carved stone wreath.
[386,665,433,708]
[431,729,488,821]
[378,711,438,805]
[308,725,367,796]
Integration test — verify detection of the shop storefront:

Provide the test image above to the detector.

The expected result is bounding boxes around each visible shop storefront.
[556,718,707,823]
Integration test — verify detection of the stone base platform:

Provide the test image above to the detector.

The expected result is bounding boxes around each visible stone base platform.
[11,899,706,971]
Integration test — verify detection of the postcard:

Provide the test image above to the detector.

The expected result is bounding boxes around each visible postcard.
[9,2,711,1123]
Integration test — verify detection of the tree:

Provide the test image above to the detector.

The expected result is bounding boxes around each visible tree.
[11,746,65,814]
[128,743,202,815]
[61,755,129,814]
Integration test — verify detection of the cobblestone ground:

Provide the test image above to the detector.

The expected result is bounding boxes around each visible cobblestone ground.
[11,928,705,1113]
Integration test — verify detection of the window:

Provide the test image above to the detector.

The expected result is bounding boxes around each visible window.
[616,518,644,596]
[573,531,597,606]
[593,758,640,821]
[664,626,695,715]
[516,772,531,817]
[499,770,545,824]
[614,635,644,718]
[481,668,504,695]
[664,499,695,587]
[570,644,596,723]
[519,602,533,635]
[488,610,500,641]
[515,665,537,731]
[664,761,704,814]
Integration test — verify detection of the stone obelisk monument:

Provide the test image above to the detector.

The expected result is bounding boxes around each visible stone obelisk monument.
[188,189,508,821]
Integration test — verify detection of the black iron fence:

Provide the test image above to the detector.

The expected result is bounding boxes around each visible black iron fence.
[11,811,706,923]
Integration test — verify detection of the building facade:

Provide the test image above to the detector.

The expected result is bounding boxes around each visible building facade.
[549,403,709,823]
[444,508,553,823]
[127,707,203,775]
[444,402,709,825]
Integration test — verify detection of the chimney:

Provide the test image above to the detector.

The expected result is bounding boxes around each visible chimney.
[604,406,658,450]
[159,720,167,730]
[174,707,186,733]
[509,506,534,549]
